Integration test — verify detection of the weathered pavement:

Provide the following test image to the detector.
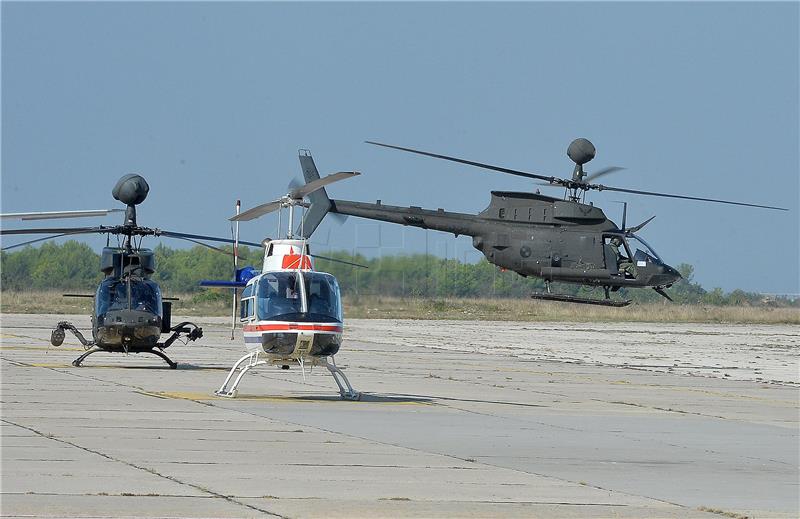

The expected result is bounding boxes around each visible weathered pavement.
[1,314,798,518]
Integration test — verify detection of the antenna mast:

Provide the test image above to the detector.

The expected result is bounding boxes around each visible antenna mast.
[231,199,240,340]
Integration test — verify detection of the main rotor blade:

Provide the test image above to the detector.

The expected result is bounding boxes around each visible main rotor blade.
[157,230,263,248]
[2,234,65,250]
[366,141,558,183]
[288,176,304,191]
[1,230,102,251]
[230,200,282,222]
[164,235,236,256]
[289,171,360,199]
[593,184,788,211]
[1,227,112,251]
[1,209,124,221]
[309,253,368,269]
[585,166,625,183]
[0,226,103,235]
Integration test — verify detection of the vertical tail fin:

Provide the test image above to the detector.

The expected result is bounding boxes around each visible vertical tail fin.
[298,150,331,238]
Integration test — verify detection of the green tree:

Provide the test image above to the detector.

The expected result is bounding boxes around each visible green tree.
[1,241,100,291]
[2,242,796,308]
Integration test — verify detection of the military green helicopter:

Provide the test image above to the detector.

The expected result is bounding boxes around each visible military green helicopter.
[1,174,262,367]
[237,140,787,306]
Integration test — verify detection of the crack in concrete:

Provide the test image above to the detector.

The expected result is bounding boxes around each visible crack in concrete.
[3,357,713,513]
[5,336,789,516]
[181,397,694,513]
[0,418,288,519]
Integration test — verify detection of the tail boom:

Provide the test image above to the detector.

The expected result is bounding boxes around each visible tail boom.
[329,199,481,238]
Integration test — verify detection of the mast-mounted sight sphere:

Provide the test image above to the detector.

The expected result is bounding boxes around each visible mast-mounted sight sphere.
[112,174,150,206]
[567,138,596,165]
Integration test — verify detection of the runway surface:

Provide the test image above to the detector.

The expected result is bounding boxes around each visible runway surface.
[1,313,798,518]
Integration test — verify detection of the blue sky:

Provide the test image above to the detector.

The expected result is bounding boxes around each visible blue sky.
[2,2,798,294]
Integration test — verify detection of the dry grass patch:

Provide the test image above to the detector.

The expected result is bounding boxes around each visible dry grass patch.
[3,291,796,324]
[344,296,799,324]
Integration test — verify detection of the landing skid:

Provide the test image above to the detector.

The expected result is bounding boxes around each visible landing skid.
[531,292,631,307]
[53,320,198,369]
[71,347,178,368]
[215,352,360,400]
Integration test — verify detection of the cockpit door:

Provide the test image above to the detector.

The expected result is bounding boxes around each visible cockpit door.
[604,242,619,274]
[239,283,256,322]
[603,235,635,277]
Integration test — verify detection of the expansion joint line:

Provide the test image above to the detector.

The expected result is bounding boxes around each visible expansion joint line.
[180,397,694,513]
[0,418,288,519]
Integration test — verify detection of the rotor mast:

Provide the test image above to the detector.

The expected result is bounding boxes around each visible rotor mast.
[111,174,150,252]
[286,197,296,239]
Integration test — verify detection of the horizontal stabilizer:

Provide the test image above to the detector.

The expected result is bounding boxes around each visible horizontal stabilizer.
[199,266,259,289]
[199,280,249,288]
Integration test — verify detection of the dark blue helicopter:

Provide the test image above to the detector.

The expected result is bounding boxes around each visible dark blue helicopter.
[1,174,262,368]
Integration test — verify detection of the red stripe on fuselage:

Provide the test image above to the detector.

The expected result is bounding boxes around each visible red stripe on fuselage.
[243,323,342,332]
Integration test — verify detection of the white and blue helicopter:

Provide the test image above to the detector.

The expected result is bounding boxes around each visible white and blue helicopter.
[203,152,363,400]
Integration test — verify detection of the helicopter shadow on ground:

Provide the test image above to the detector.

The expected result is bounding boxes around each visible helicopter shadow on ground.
[388,392,548,409]
[269,393,548,406]
[59,362,230,371]
[287,393,434,404]
[173,363,233,371]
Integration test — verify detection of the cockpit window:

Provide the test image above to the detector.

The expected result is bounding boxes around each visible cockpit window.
[96,278,162,316]
[304,272,342,323]
[627,234,664,264]
[254,271,342,322]
[256,272,304,321]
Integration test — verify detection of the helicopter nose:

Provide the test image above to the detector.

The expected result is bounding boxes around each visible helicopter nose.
[663,264,682,284]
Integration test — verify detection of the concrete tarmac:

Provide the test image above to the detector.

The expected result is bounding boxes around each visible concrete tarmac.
[1,314,798,518]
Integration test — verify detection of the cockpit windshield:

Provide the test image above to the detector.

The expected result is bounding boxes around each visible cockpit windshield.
[256,272,304,320]
[627,234,664,264]
[96,278,163,316]
[255,271,342,322]
[304,272,342,322]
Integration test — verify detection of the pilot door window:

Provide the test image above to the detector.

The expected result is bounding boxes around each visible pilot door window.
[604,236,635,278]
[239,284,255,321]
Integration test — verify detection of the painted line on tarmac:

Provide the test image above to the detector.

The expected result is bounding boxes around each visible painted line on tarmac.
[1,346,85,352]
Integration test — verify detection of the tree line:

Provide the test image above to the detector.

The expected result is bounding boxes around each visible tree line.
[1,241,795,307]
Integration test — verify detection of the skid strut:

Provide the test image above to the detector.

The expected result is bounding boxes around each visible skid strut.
[215,352,268,397]
[214,352,360,400]
[147,349,178,369]
[71,346,103,367]
[325,356,360,400]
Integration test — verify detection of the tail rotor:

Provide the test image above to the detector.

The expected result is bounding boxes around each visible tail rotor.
[232,150,359,240]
